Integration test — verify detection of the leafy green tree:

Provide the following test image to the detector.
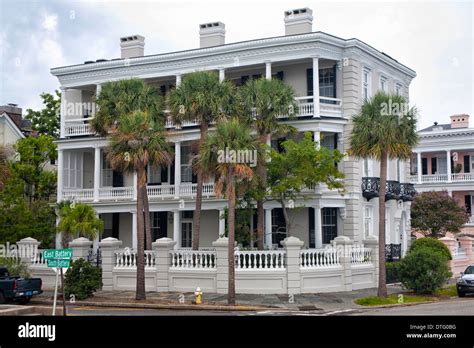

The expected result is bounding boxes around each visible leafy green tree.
[199,118,257,305]
[0,145,11,190]
[239,78,297,249]
[169,71,236,250]
[106,111,171,300]
[57,203,104,246]
[348,91,418,297]
[409,237,452,261]
[411,191,468,238]
[267,132,344,236]
[25,90,61,138]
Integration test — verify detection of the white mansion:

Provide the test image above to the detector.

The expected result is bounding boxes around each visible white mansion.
[51,7,416,255]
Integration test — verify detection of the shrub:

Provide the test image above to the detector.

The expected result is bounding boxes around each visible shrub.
[386,261,401,284]
[0,257,31,278]
[64,258,102,300]
[409,237,452,261]
[399,248,451,294]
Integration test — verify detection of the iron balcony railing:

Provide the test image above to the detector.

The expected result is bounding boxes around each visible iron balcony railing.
[361,178,414,201]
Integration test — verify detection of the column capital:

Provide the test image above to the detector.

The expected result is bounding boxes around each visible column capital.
[311,54,320,60]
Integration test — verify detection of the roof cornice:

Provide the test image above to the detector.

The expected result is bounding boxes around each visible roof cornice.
[50,31,416,79]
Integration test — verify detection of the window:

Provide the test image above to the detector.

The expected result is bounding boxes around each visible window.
[362,68,371,100]
[379,75,387,92]
[322,208,338,244]
[363,158,373,177]
[319,67,336,103]
[63,152,83,188]
[151,212,168,241]
[181,222,192,248]
[395,83,402,95]
[147,165,161,185]
[410,155,418,175]
[271,208,287,247]
[101,152,113,187]
[364,206,373,238]
[181,143,194,183]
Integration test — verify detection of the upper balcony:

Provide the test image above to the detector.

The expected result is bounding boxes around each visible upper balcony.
[361,177,416,201]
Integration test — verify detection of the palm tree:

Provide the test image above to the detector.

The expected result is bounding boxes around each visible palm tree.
[239,78,297,249]
[57,202,104,247]
[199,118,257,305]
[348,91,418,297]
[106,111,171,300]
[91,79,165,250]
[168,71,236,250]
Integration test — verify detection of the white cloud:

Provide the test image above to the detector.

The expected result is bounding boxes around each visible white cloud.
[41,13,58,31]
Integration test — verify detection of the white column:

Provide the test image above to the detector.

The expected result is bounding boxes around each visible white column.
[93,146,101,202]
[174,142,181,198]
[173,210,181,249]
[93,234,99,250]
[219,68,225,82]
[417,152,422,184]
[265,61,272,80]
[96,84,102,97]
[60,87,67,138]
[57,149,64,202]
[312,56,320,117]
[265,209,272,249]
[176,74,182,87]
[132,211,137,249]
[218,209,225,237]
[314,206,323,248]
[446,150,452,182]
[313,130,321,149]
[133,171,138,201]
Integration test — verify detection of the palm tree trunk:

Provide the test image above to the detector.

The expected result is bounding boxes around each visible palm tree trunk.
[192,122,208,250]
[143,186,152,250]
[256,134,268,250]
[135,167,146,300]
[227,167,236,305]
[378,152,388,298]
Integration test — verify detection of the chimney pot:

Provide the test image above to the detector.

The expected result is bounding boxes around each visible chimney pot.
[199,21,225,48]
[120,35,145,59]
[284,7,313,35]
[450,114,470,129]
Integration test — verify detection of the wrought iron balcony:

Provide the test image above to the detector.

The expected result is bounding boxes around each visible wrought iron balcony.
[361,177,402,201]
[399,183,416,201]
[385,243,402,261]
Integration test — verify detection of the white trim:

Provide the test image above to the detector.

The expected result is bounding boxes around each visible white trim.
[0,112,25,140]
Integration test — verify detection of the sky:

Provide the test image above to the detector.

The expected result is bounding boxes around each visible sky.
[0,0,472,129]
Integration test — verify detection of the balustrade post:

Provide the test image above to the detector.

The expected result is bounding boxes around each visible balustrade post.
[99,237,122,291]
[212,237,229,294]
[153,238,176,292]
[69,237,93,262]
[363,235,379,288]
[281,236,304,295]
[334,236,353,291]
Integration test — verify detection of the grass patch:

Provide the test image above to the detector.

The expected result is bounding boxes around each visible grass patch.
[355,294,434,306]
[434,284,457,297]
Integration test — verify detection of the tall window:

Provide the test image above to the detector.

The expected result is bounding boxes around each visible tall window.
[322,208,338,244]
[63,152,83,188]
[395,83,402,95]
[148,165,161,185]
[379,75,387,92]
[364,206,373,237]
[319,67,336,103]
[362,68,371,100]
[101,153,113,187]
[181,143,194,183]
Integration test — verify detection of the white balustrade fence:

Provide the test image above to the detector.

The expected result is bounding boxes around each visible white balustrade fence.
[170,250,216,269]
[300,248,340,268]
[99,187,134,200]
[235,250,286,270]
[62,188,94,202]
[115,250,155,268]
[350,246,372,264]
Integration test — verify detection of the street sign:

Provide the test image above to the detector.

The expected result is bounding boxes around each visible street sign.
[43,248,73,260]
[47,259,71,268]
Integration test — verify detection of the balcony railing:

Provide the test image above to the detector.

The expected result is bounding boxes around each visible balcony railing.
[385,243,402,261]
[409,173,474,184]
[62,96,343,136]
[361,177,414,201]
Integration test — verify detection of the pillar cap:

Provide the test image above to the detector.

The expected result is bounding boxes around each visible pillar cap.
[281,236,304,247]
[439,237,456,241]
[333,236,353,245]
[69,237,93,247]
[363,235,379,245]
[152,237,177,248]
[17,237,40,246]
[99,237,123,248]
[212,237,229,247]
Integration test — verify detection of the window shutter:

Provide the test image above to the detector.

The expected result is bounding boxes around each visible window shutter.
[431,157,437,174]
[464,155,470,173]
[306,68,313,96]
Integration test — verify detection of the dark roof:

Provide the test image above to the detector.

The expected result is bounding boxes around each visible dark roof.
[419,123,451,132]
[20,119,32,129]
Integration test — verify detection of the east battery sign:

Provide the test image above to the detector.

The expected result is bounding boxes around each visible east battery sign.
[43,248,73,260]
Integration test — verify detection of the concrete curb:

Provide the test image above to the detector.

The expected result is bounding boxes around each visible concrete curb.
[30,299,279,312]
[352,297,447,310]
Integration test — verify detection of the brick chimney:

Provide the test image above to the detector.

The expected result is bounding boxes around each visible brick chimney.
[120,35,145,59]
[0,103,22,129]
[199,22,225,48]
[284,7,313,35]
[450,114,470,129]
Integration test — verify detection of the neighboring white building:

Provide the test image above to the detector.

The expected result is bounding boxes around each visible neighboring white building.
[410,114,474,235]
[50,7,416,254]
[0,103,30,150]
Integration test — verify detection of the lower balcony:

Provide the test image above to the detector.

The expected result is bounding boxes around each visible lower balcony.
[362,177,415,201]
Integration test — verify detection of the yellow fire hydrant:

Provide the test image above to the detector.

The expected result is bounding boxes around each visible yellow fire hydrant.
[194,287,202,305]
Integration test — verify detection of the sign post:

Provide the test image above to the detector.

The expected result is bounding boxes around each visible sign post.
[43,249,73,316]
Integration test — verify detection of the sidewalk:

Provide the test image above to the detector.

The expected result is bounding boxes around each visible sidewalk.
[31,284,404,312]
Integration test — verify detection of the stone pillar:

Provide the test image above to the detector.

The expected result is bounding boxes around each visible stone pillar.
[218,209,225,237]
[60,87,67,138]
[281,236,304,295]
[176,74,182,87]
[312,56,320,117]
[265,61,272,80]
[131,211,138,249]
[334,236,353,291]
[93,146,101,202]
[69,237,93,261]
[96,83,102,97]
[99,237,122,291]
[265,209,272,249]
[439,236,456,257]
[212,237,229,294]
[313,130,321,149]
[173,210,181,249]
[17,237,40,263]
[153,237,176,292]
[417,152,422,184]
[314,206,322,248]
[446,150,452,182]
[219,68,225,82]
[57,149,64,202]
[459,236,473,261]
[363,235,379,288]
[174,142,181,198]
